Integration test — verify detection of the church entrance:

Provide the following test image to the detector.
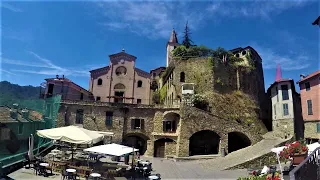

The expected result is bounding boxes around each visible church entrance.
[114,91,124,103]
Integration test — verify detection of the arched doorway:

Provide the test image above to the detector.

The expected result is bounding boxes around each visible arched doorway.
[189,130,220,156]
[154,138,174,158]
[123,134,148,155]
[228,132,251,153]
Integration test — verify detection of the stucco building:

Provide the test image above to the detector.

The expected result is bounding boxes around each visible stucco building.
[41,75,94,101]
[89,49,151,105]
[267,65,303,140]
[297,70,320,141]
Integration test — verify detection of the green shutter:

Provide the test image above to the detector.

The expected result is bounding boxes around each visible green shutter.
[317,123,320,133]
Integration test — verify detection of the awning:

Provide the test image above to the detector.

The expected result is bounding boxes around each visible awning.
[83,143,139,156]
[37,126,105,144]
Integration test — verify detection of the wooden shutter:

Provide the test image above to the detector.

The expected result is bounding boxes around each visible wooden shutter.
[163,121,166,132]
[172,121,176,132]
[141,119,145,130]
[131,119,135,130]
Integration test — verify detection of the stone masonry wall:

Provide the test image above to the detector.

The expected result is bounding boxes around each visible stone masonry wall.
[304,121,320,139]
[272,119,295,139]
[177,105,263,157]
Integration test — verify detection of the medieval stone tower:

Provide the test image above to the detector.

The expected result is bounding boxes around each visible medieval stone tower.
[166,29,179,67]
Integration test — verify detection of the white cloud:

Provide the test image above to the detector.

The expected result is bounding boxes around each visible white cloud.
[206,0,310,20]
[1,2,22,12]
[93,0,312,40]
[2,51,92,77]
[253,44,310,70]
[0,68,17,76]
[94,1,204,39]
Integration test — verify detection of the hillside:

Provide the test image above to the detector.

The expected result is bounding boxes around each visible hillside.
[0,81,44,111]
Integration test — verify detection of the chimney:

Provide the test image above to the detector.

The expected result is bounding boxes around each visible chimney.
[22,109,29,120]
[13,103,19,109]
[10,109,17,120]
[56,75,59,79]
[300,74,305,80]
[62,75,65,79]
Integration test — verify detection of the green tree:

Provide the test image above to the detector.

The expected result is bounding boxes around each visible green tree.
[182,21,194,48]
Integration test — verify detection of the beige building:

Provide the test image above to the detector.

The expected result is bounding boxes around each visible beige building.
[89,49,151,105]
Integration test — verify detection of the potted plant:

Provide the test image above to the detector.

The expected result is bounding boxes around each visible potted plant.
[279,140,308,165]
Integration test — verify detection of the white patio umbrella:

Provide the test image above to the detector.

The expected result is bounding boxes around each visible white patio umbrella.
[36,126,105,145]
[84,143,139,156]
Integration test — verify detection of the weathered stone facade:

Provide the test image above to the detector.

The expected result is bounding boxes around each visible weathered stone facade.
[57,100,264,158]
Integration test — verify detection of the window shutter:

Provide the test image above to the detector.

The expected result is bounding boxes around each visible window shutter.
[141,119,145,130]
[172,121,176,132]
[131,119,135,130]
[163,121,166,132]
[317,123,320,133]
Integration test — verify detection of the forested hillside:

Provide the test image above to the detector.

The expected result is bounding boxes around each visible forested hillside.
[0,81,44,111]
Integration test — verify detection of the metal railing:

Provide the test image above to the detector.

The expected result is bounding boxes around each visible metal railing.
[289,146,320,180]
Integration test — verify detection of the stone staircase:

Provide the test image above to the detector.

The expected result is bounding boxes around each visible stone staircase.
[195,135,291,170]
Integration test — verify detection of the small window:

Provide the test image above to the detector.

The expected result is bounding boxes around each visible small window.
[307,100,313,115]
[105,111,113,127]
[180,72,185,82]
[80,93,84,100]
[137,80,142,88]
[283,103,289,116]
[131,119,144,130]
[152,73,156,77]
[137,99,142,104]
[96,96,101,101]
[236,53,240,57]
[76,109,84,124]
[18,123,23,135]
[242,51,246,55]
[281,85,289,100]
[97,79,103,85]
[163,120,176,132]
[305,82,311,91]
[116,66,127,76]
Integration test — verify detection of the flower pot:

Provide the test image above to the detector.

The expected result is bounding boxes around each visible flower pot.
[291,153,307,165]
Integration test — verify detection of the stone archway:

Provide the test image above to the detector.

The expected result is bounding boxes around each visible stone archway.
[153,138,175,158]
[189,130,220,156]
[228,131,251,153]
[123,133,149,155]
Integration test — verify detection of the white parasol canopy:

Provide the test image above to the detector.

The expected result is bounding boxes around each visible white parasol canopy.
[84,143,139,156]
[37,126,105,145]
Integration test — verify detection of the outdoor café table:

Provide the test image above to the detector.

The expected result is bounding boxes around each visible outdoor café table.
[148,175,159,180]
[39,163,49,176]
[66,169,76,173]
[52,149,60,153]
[90,173,101,180]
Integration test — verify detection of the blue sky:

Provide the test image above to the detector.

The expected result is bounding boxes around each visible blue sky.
[1,0,319,92]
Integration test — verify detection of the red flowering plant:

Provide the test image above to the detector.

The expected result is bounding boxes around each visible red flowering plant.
[279,140,308,162]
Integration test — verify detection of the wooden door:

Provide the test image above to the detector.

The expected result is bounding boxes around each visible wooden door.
[154,141,165,158]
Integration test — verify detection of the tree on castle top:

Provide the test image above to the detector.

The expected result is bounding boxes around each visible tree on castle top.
[182,21,194,48]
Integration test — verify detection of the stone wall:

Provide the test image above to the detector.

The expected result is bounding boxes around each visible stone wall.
[272,119,295,139]
[177,105,264,157]
[304,121,320,139]
[165,141,177,157]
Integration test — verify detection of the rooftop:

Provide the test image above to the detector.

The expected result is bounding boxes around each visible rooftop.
[297,70,320,84]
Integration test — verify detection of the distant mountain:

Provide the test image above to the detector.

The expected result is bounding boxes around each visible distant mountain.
[0,81,44,111]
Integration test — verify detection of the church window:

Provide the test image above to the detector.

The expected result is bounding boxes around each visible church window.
[97,78,103,85]
[115,66,127,76]
[137,80,142,88]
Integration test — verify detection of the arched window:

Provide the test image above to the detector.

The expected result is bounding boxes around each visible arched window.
[114,83,125,90]
[180,72,185,82]
[97,78,103,85]
[137,80,142,88]
[115,66,127,76]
